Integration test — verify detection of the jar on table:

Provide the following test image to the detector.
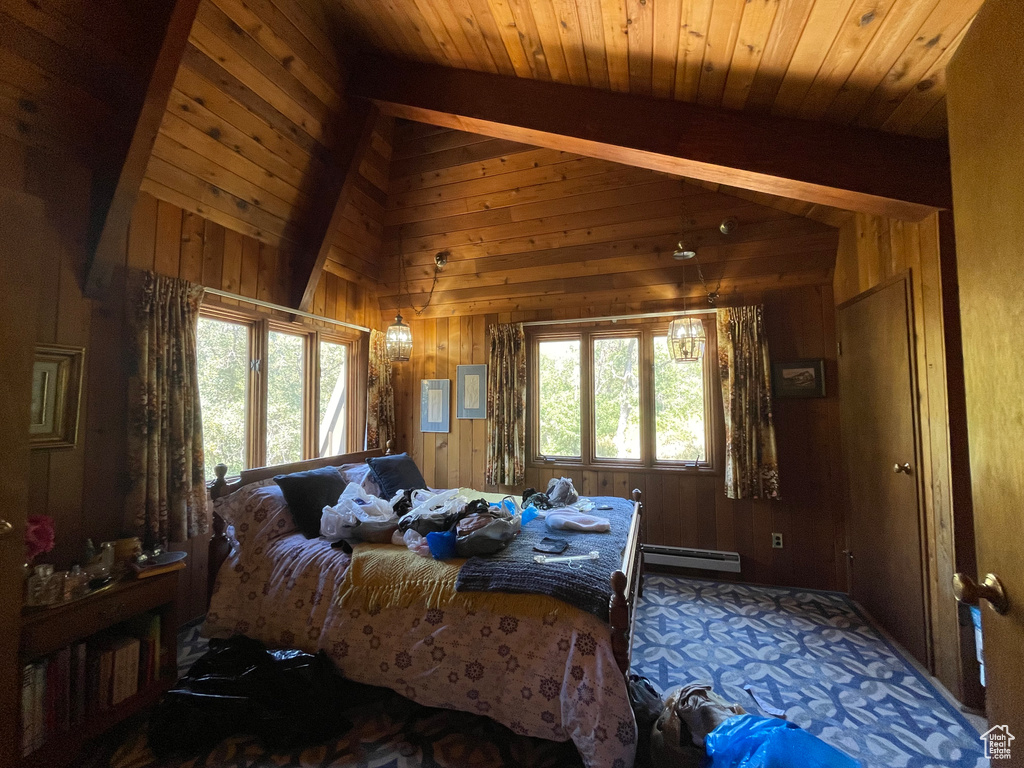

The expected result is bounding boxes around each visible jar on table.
[25,564,53,607]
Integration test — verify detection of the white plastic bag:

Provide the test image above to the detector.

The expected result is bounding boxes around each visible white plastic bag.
[321,482,397,543]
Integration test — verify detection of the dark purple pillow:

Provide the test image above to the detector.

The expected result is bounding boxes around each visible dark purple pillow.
[274,466,346,538]
[365,453,427,499]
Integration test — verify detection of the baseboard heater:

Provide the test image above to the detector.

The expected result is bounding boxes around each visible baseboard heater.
[642,545,741,573]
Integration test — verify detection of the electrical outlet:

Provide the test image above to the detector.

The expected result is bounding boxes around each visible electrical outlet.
[771,533,784,549]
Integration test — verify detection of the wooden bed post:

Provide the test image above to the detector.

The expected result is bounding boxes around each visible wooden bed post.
[610,488,643,677]
[207,463,231,606]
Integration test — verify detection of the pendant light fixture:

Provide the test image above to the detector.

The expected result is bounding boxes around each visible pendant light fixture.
[385,313,412,362]
[386,242,413,362]
[668,316,706,362]
[668,209,707,362]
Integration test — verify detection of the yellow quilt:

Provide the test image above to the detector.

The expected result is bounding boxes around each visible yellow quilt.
[336,542,567,623]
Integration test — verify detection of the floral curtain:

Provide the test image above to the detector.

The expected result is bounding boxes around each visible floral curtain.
[485,323,526,487]
[366,328,395,450]
[125,272,208,546]
[716,306,780,499]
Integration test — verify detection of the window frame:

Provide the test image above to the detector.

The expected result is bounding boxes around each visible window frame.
[528,319,718,473]
[197,301,363,478]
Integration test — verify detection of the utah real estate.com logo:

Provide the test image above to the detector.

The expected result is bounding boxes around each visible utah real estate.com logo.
[981,725,1014,761]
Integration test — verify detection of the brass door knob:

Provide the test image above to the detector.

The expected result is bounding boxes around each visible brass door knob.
[0,518,13,537]
[953,572,1009,614]
[893,462,912,474]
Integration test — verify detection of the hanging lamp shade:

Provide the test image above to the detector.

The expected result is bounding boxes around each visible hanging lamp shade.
[385,313,412,362]
[668,317,706,362]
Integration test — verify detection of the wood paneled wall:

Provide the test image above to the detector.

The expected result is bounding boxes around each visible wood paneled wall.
[327,0,979,139]
[138,0,392,289]
[5,164,375,622]
[379,124,839,319]
[833,211,980,707]
[140,0,343,247]
[393,282,844,592]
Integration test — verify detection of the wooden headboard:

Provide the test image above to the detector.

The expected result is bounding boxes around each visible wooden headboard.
[206,441,393,602]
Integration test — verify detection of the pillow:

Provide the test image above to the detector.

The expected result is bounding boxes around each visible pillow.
[339,462,382,498]
[365,453,427,499]
[274,466,346,538]
[213,479,297,549]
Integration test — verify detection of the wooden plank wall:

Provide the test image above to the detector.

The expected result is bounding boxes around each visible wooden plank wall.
[0,0,173,163]
[379,123,839,318]
[5,174,376,623]
[393,282,844,592]
[833,210,979,706]
[137,0,392,290]
[327,0,980,139]
[140,0,343,247]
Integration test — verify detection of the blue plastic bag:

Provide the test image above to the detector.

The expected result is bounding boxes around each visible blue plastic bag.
[521,505,540,526]
[425,529,457,560]
[705,715,860,768]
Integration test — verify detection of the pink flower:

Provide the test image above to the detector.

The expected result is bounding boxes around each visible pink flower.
[24,515,55,562]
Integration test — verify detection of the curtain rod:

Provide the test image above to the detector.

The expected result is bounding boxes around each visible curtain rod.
[521,308,716,328]
[203,287,371,333]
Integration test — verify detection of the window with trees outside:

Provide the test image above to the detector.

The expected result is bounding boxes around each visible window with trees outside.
[530,322,714,468]
[195,305,359,480]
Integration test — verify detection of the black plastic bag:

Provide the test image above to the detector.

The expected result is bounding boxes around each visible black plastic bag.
[149,635,353,756]
[629,674,663,768]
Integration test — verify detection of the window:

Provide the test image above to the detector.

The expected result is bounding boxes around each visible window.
[195,305,359,479]
[530,321,713,468]
[593,337,640,460]
[266,330,306,465]
[196,316,250,480]
[537,339,581,458]
[318,340,348,457]
[653,335,706,462]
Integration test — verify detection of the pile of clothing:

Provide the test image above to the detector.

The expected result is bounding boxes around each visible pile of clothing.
[320,485,521,559]
[521,477,611,533]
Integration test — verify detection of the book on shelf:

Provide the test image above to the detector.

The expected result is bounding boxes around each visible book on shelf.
[20,611,164,755]
[111,636,140,705]
[71,641,87,725]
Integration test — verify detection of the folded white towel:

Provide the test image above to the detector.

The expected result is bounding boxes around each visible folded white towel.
[545,510,611,532]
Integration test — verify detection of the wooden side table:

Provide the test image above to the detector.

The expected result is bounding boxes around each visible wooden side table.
[18,566,181,768]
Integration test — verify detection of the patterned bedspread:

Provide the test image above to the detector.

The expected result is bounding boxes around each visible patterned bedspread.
[203,481,637,768]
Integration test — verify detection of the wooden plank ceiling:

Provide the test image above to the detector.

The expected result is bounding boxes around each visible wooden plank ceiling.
[378,120,839,319]
[138,0,389,292]
[326,0,980,139]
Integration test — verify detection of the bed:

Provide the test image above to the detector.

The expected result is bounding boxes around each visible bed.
[203,445,644,768]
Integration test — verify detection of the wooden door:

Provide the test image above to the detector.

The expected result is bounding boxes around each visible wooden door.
[947,0,1024,741]
[838,276,928,665]
[0,191,46,768]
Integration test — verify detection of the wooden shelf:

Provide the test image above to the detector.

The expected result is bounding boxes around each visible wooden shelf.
[20,674,176,768]
[18,570,181,768]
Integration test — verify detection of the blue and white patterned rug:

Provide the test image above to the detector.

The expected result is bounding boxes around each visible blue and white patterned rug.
[631,575,987,768]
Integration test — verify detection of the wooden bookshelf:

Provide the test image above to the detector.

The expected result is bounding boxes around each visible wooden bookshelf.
[18,567,181,767]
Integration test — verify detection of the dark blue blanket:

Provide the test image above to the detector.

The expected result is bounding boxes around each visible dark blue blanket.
[454,496,635,622]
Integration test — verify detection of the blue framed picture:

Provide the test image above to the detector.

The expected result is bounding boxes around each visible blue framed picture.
[456,364,487,419]
[420,379,450,433]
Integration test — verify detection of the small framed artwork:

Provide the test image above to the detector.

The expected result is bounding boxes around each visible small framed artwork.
[772,359,826,398]
[420,379,450,433]
[456,364,487,419]
[30,344,85,448]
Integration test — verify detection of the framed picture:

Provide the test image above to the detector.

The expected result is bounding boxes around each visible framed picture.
[456,364,487,419]
[772,358,826,398]
[30,344,85,448]
[420,379,450,433]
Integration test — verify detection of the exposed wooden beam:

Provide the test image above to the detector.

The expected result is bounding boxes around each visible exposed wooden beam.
[84,0,202,298]
[349,56,952,221]
[293,100,378,311]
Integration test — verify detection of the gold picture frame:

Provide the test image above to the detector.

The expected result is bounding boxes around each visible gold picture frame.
[30,344,84,449]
